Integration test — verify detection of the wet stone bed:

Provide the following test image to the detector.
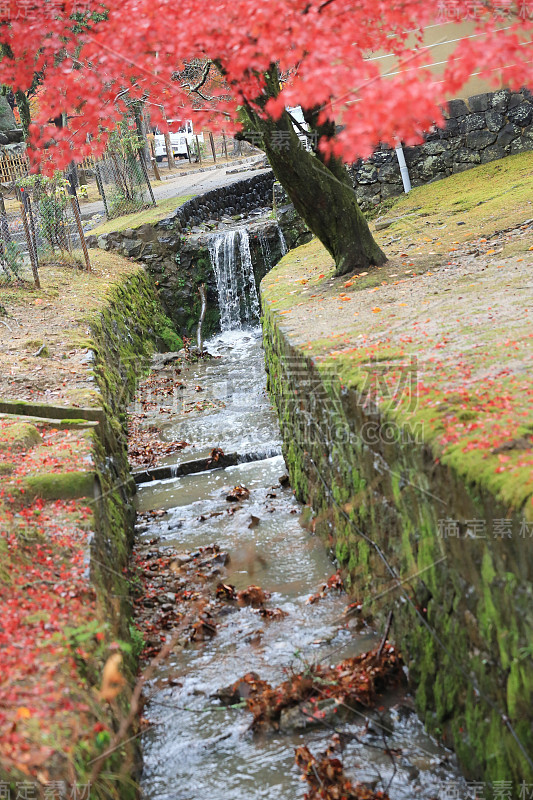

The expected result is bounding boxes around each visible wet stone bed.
[129,330,468,800]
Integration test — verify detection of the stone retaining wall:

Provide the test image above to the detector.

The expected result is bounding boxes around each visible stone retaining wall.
[350,88,533,209]
[261,302,533,789]
[70,269,174,789]
[158,171,275,230]
[0,265,171,791]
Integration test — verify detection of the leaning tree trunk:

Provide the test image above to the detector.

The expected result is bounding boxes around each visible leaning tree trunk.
[242,104,386,277]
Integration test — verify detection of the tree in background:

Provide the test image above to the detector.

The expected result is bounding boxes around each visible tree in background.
[0,0,530,275]
[0,45,41,136]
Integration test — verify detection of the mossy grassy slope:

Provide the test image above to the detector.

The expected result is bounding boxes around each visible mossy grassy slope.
[263,153,533,516]
[89,194,194,237]
[374,151,532,241]
[0,251,182,406]
[0,421,42,451]
[0,252,180,795]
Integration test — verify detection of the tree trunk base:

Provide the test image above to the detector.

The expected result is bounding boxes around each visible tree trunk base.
[260,124,386,277]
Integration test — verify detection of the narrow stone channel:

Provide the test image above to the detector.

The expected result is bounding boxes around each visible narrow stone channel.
[130,326,467,798]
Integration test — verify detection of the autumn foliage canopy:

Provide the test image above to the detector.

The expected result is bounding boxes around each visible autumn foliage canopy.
[0,0,531,171]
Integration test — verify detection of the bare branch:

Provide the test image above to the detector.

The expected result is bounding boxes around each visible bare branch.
[190,60,212,93]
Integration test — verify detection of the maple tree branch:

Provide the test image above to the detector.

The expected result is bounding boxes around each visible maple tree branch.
[189,60,212,93]
[317,0,337,12]
[194,88,216,102]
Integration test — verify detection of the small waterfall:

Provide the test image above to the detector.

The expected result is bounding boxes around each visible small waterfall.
[239,230,261,325]
[278,225,288,256]
[258,231,273,270]
[259,223,287,269]
[208,228,261,332]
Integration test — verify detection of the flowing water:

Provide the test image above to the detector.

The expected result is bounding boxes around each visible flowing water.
[258,231,273,271]
[208,230,261,331]
[258,226,288,269]
[278,226,288,256]
[207,223,288,332]
[134,327,467,800]
[144,331,282,464]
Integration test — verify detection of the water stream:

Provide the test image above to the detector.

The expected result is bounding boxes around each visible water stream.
[133,326,467,800]
[208,230,261,331]
[278,226,288,257]
[207,223,288,332]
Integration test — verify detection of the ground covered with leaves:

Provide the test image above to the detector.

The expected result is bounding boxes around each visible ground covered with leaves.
[262,154,533,514]
[0,252,142,405]
[127,359,190,470]
[127,349,227,471]
[0,254,156,789]
[0,416,120,786]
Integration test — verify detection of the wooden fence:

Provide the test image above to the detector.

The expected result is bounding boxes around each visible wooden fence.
[0,151,30,184]
[0,136,248,186]
[0,152,96,185]
[79,155,96,172]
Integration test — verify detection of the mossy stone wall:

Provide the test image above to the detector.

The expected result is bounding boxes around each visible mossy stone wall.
[350,88,533,210]
[262,306,533,790]
[87,270,172,632]
[83,269,176,791]
[0,267,172,794]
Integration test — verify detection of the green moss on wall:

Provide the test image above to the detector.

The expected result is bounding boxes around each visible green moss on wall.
[261,300,533,787]
[80,267,167,794]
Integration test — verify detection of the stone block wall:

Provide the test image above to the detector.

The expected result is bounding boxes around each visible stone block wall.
[158,171,275,230]
[349,88,533,210]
